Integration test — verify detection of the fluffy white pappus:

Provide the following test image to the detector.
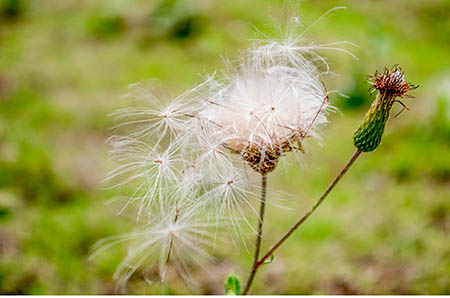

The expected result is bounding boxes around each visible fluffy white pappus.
[102,9,355,288]
[201,63,329,146]
[248,7,358,75]
[111,80,208,146]
[104,136,189,219]
[91,205,219,290]
[188,121,241,173]
[194,166,260,230]
[192,35,338,177]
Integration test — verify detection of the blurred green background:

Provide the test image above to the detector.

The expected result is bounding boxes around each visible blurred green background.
[0,0,449,294]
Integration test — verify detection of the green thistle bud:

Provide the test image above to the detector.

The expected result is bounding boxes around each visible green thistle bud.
[353,66,418,152]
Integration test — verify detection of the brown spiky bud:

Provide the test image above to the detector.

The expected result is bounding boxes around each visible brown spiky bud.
[368,65,418,98]
[354,66,418,152]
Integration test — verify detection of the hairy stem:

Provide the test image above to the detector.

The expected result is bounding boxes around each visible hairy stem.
[242,174,268,295]
[245,149,362,294]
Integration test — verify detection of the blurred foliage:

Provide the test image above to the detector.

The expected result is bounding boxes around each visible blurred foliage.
[0,0,449,294]
[0,0,26,20]
[151,0,205,40]
[85,14,126,39]
[336,71,372,110]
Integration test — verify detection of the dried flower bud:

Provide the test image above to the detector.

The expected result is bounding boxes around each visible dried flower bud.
[224,134,305,175]
[353,66,418,152]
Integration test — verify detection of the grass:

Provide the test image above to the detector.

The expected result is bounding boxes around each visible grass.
[0,0,449,294]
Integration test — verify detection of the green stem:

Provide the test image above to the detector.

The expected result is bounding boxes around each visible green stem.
[242,174,268,295]
[244,149,362,294]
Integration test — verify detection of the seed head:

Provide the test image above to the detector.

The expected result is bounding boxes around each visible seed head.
[198,43,332,174]
[100,11,356,288]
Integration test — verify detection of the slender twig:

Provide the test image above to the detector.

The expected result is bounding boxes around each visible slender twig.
[244,149,362,294]
[242,174,268,295]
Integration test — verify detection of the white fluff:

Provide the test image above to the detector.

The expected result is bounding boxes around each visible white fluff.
[99,11,355,288]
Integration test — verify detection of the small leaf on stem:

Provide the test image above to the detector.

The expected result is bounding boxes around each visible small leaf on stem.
[263,254,274,264]
[225,274,241,295]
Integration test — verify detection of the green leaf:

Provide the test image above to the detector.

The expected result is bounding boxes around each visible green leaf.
[224,274,241,295]
[263,254,274,264]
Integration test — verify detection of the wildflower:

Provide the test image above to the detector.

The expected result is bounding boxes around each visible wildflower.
[354,66,418,152]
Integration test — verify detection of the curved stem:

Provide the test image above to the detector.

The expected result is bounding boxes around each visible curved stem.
[242,174,268,295]
[245,149,362,294]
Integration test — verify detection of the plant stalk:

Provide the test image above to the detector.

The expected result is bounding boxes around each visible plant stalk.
[242,174,268,295]
[244,149,362,294]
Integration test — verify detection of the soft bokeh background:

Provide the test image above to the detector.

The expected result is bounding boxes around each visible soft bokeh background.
[0,0,449,294]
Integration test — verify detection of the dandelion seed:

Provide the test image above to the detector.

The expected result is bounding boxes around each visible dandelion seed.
[195,168,260,235]
[105,137,187,218]
[92,205,218,290]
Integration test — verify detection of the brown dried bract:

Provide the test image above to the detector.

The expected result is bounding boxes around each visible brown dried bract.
[224,133,305,174]
[368,65,418,98]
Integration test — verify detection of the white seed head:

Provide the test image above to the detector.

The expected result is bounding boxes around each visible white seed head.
[196,37,332,173]
[100,11,355,288]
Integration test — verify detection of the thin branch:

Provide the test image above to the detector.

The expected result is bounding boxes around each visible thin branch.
[244,149,362,294]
